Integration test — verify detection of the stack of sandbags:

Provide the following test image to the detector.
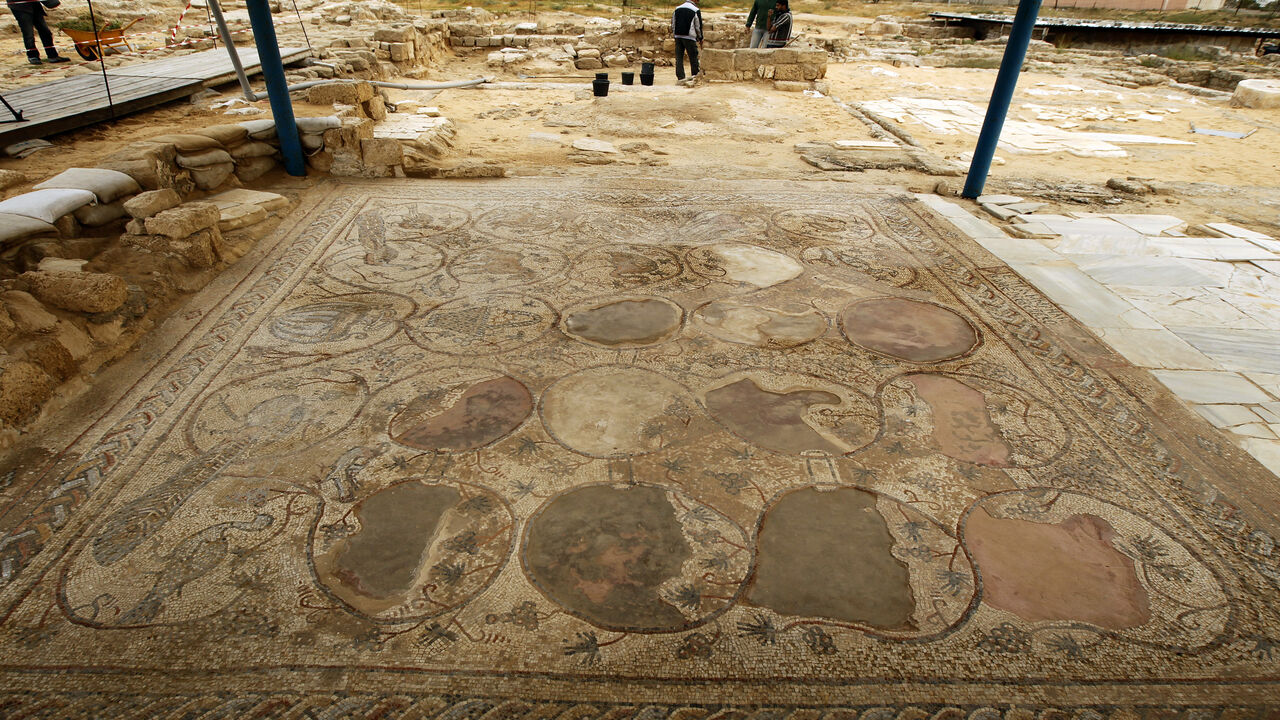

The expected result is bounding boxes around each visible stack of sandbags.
[38,167,142,229]
[0,189,80,251]
[148,133,237,191]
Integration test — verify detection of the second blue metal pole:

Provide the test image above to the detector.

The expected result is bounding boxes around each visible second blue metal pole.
[961,0,1043,199]
[245,0,306,176]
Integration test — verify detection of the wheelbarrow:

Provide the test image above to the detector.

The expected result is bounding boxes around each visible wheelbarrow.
[61,17,143,61]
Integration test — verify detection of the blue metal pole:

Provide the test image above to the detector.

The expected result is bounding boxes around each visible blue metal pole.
[245,0,306,176]
[961,0,1043,199]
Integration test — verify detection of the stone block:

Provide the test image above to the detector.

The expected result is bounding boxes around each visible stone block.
[773,80,809,92]
[361,137,404,167]
[799,62,825,80]
[390,42,414,62]
[122,188,182,219]
[575,57,603,70]
[307,81,375,106]
[576,47,601,59]
[734,48,768,72]
[773,64,806,82]
[217,203,268,232]
[21,270,128,314]
[374,25,414,43]
[208,188,290,212]
[2,290,57,334]
[125,227,222,268]
[769,47,800,63]
[700,49,733,72]
[322,117,375,151]
[329,150,364,177]
[794,48,827,64]
[0,358,55,428]
[183,227,222,268]
[144,202,221,239]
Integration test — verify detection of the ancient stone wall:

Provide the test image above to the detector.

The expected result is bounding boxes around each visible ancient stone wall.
[700,46,828,84]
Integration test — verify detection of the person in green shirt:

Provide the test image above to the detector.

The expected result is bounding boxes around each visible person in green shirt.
[744,0,776,48]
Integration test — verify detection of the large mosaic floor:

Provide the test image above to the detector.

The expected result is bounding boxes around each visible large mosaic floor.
[1,179,1278,716]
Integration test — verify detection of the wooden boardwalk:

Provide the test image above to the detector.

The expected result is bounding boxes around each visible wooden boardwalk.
[0,45,310,147]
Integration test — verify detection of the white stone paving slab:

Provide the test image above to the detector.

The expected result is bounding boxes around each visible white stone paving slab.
[1169,327,1280,374]
[1076,256,1225,287]
[1107,214,1187,236]
[1094,328,1222,370]
[1150,370,1274,404]
[1055,235,1149,256]
[1237,437,1280,476]
[1144,237,1278,262]
[1203,222,1273,241]
[1008,222,1058,239]
[971,235,1063,264]
[1195,404,1263,428]
[1008,262,1162,329]
[1037,217,1143,239]
[1110,286,1268,329]
[1246,372,1280,399]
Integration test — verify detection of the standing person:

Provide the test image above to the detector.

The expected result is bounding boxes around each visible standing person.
[765,0,791,48]
[744,0,775,49]
[7,0,70,65]
[672,0,702,84]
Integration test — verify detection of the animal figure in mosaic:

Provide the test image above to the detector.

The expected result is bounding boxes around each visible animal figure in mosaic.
[90,437,256,567]
[323,447,381,502]
[356,211,397,266]
[114,513,275,625]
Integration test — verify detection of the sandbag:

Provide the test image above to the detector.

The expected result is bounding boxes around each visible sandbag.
[35,167,141,204]
[147,134,225,153]
[0,212,57,245]
[191,162,235,190]
[0,188,97,224]
[176,149,236,169]
[296,116,342,133]
[191,124,250,147]
[240,119,277,141]
[301,133,325,151]
[230,141,279,159]
[234,156,277,183]
[74,200,129,227]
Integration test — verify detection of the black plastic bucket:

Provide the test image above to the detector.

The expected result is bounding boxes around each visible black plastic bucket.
[621,71,634,85]
[592,74,610,97]
[640,62,655,86]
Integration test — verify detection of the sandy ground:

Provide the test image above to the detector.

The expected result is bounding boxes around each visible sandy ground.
[0,4,1277,229]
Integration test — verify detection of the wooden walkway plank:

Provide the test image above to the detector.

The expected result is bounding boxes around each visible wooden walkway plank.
[0,45,311,147]
[110,46,311,87]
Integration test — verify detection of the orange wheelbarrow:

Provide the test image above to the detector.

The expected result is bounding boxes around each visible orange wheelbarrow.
[62,17,143,61]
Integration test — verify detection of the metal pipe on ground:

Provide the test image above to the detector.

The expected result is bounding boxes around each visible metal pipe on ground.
[962,0,1043,199]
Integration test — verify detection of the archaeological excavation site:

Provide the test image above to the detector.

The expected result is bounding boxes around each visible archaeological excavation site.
[0,0,1278,713]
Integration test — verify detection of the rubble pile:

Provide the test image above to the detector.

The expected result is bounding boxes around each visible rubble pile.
[0,120,317,435]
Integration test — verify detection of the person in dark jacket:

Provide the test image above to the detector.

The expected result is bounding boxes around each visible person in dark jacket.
[671,0,703,83]
[765,0,791,48]
[7,0,70,65]
[744,0,775,48]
